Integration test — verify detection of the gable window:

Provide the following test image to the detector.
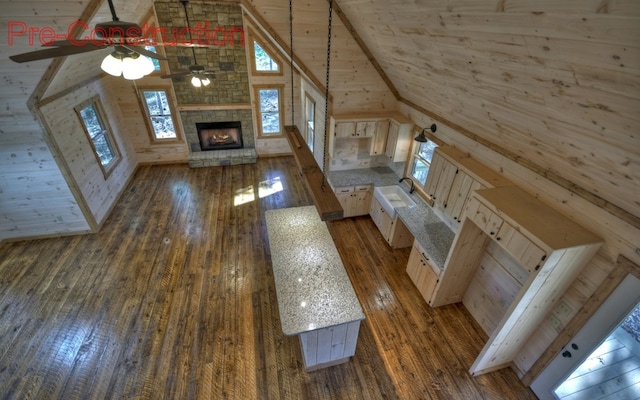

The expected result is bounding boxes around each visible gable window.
[250,35,281,75]
[140,89,179,141]
[255,85,284,137]
[410,139,438,185]
[76,98,120,177]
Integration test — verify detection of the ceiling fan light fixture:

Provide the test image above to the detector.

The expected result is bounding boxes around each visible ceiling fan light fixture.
[201,77,211,86]
[102,50,155,80]
[101,53,124,77]
[191,76,202,87]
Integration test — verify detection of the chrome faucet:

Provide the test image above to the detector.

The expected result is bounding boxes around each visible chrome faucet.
[398,177,415,194]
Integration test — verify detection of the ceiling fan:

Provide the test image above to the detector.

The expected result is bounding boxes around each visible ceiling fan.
[161,1,216,87]
[8,0,173,79]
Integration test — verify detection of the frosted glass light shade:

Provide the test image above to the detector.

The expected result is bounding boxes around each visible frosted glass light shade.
[201,77,211,86]
[191,76,202,87]
[101,52,155,80]
[139,56,155,76]
[122,57,145,80]
[101,54,123,77]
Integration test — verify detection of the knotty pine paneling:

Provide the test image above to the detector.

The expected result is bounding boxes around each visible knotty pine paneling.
[245,0,398,113]
[39,77,137,227]
[401,101,640,377]
[335,0,639,220]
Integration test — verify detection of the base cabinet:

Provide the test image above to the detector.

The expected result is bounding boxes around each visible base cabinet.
[369,196,393,239]
[431,186,603,376]
[406,240,440,304]
[335,185,372,218]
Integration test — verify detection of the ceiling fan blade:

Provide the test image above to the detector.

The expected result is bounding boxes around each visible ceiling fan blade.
[161,71,192,79]
[9,44,106,63]
[123,45,167,60]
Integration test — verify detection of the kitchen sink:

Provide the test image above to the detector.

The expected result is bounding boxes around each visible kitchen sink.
[373,185,416,219]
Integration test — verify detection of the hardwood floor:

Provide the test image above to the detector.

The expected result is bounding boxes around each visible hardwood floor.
[0,156,537,399]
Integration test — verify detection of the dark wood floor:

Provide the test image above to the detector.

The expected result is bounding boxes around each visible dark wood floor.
[0,156,538,399]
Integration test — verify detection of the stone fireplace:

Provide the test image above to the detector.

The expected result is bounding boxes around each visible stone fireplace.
[180,109,256,167]
[196,121,243,151]
[154,1,257,167]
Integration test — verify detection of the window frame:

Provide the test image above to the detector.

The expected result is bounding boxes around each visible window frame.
[249,32,283,76]
[254,84,285,138]
[75,96,121,178]
[405,129,443,199]
[137,86,183,143]
[304,93,315,152]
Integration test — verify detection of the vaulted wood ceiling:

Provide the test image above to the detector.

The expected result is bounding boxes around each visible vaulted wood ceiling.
[1,0,639,223]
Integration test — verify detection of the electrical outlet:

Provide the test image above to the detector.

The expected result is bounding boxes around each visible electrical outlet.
[557,301,573,318]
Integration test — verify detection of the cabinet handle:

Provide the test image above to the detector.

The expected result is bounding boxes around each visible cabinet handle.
[489,231,495,236]
[535,265,541,271]
[496,237,501,241]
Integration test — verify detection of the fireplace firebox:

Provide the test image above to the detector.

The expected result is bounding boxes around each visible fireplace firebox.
[196,121,244,151]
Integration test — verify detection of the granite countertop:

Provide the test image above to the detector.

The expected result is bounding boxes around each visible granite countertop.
[327,167,403,188]
[328,167,455,270]
[265,206,365,336]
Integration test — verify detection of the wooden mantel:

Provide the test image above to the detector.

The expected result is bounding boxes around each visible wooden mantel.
[284,125,343,221]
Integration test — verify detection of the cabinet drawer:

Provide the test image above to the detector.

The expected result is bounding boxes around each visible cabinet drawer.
[355,185,371,192]
[496,223,547,273]
[466,196,503,238]
[334,186,354,194]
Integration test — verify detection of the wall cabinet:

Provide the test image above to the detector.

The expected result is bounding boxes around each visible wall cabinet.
[423,146,512,227]
[406,240,440,304]
[431,186,603,376]
[384,120,413,162]
[369,120,390,155]
[335,185,372,218]
[329,113,413,167]
[333,120,376,138]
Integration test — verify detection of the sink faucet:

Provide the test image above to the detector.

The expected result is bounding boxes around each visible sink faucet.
[398,177,415,194]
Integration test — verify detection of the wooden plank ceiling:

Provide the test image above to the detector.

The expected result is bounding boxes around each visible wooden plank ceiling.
[1,0,639,223]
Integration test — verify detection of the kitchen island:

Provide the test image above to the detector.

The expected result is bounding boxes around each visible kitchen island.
[265,206,365,371]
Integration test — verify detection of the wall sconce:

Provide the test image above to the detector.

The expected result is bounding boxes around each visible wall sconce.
[414,124,437,142]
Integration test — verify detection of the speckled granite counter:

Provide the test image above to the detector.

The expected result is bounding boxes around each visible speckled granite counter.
[395,205,454,270]
[327,167,402,188]
[328,167,455,269]
[265,206,365,370]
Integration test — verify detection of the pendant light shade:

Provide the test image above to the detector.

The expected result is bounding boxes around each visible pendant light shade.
[191,76,202,87]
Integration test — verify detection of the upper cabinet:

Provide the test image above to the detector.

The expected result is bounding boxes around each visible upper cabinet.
[431,186,603,377]
[329,113,413,167]
[425,146,512,226]
[384,119,413,162]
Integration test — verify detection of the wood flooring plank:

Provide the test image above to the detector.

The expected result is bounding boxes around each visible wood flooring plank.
[0,156,537,399]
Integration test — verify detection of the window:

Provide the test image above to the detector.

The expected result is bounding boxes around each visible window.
[144,46,162,72]
[140,89,179,141]
[410,139,438,185]
[76,98,120,176]
[255,85,284,137]
[250,35,281,75]
[305,94,315,151]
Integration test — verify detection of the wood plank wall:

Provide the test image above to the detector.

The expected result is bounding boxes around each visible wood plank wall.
[38,78,138,228]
